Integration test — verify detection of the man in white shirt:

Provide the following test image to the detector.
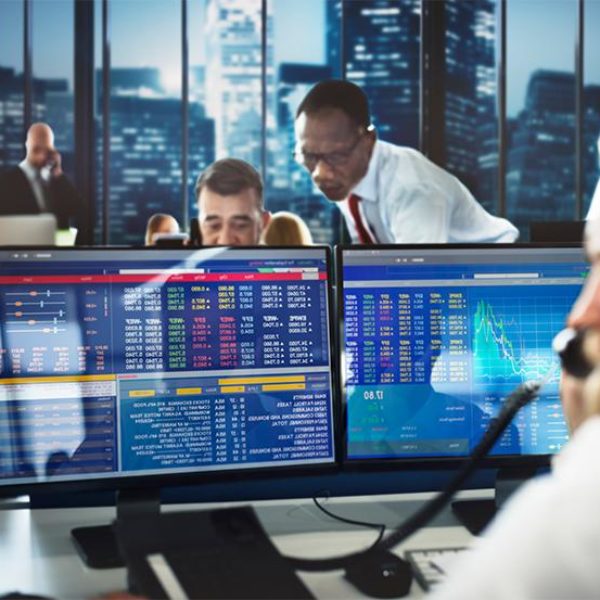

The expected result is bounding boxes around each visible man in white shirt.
[431,217,600,599]
[293,80,518,244]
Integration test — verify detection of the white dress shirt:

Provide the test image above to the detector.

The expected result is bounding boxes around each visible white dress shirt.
[586,178,600,221]
[431,415,600,600]
[338,141,518,243]
[19,159,49,212]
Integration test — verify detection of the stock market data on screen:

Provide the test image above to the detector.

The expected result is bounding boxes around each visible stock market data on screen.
[340,246,588,460]
[0,248,334,486]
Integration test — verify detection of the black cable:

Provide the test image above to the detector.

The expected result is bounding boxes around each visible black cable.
[312,492,386,551]
[286,380,541,572]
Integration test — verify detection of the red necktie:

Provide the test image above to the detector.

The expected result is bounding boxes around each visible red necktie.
[347,194,376,244]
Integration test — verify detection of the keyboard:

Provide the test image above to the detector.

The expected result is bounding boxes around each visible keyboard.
[405,547,470,591]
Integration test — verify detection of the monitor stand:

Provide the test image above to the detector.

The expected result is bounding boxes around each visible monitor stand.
[451,467,537,535]
[70,488,160,569]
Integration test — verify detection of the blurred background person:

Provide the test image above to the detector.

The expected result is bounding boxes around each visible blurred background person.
[195,158,270,246]
[262,211,313,246]
[144,213,180,245]
[0,122,80,230]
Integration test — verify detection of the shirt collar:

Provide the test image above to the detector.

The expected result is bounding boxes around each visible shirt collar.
[350,140,380,203]
[19,159,36,181]
[19,159,48,182]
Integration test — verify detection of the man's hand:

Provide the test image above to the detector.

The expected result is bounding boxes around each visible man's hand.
[46,148,63,177]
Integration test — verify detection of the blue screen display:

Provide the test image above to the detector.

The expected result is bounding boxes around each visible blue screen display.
[0,248,335,485]
[341,246,588,460]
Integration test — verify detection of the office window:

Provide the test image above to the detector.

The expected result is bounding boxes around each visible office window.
[267,0,341,244]
[204,0,263,167]
[187,0,215,221]
[32,0,75,180]
[107,0,183,245]
[344,0,421,149]
[0,0,24,169]
[94,0,104,244]
[506,0,577,237]
[7,0,600,244]
[584,0,600,217]
[445,0,498,213]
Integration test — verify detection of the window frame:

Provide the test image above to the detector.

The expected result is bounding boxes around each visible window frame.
[10,0,591,243]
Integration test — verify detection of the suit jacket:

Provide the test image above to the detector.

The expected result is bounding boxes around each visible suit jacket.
[0,165,80,229]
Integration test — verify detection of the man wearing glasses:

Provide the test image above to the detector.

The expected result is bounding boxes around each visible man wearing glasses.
[294,80,518,244]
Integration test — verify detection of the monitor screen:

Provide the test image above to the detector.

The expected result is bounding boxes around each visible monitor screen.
[339,245,588,462]
[0,247,336,491]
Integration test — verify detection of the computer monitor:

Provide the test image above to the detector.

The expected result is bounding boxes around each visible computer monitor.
[0,214,57,246]
[337,244,588,465]
[0,246,336,561]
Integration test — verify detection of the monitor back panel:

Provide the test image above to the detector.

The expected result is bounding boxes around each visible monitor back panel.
[529,221,585,243]
[339,245,588,462]
[0,247,336,490]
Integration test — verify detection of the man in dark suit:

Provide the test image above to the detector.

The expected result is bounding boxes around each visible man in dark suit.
[0,122,80,229]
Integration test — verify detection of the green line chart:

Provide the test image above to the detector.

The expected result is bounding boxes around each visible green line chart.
[472,295,572,385]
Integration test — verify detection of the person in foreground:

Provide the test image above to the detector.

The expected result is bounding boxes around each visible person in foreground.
[195,158,270,246]
[0,122,80,229]
[294,80,518,244]
[430,217,600,599]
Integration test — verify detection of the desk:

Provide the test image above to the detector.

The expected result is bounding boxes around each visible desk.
[0,491,485,599]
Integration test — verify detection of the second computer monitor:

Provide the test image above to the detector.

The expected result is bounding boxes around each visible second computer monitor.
[338,244,588,462]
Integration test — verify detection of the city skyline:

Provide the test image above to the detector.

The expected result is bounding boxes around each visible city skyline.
[2,0,599,117]
[1,0,600,243]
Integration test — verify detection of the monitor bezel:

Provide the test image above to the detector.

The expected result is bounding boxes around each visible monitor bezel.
[336,242,585,471]
[0,245,341,497]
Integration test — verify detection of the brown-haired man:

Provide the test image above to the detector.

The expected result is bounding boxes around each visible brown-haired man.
[195,158,271,246]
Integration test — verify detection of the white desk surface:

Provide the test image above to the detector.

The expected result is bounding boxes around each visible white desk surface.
[0,490,488,599]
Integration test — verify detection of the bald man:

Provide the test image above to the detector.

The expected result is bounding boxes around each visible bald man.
[0,123,80,229]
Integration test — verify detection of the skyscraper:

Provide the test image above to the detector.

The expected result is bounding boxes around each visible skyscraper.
[96,67,215,244]
[506,70,576,234]
[342,0,421,148]
[445,0,497,211]
[204,0,272,168]
[0,67,25,168]
[0,68,74,177]
[325,0,342,79]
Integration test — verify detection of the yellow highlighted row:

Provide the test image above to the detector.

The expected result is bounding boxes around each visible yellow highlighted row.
[129,389,155,398]
[128,383,306,396]
[176,387,202,396]
[263,383,306,392]
[0,374,116,385]
[218,375,305,385]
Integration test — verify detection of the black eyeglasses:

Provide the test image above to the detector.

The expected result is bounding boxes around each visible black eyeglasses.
[293,127,373,171]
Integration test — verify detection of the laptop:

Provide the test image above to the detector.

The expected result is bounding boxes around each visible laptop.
[0,214,57,245]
